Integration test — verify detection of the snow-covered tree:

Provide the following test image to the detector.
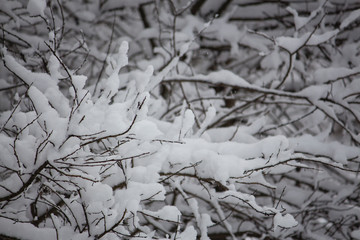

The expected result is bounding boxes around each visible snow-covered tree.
[1,0,360,239]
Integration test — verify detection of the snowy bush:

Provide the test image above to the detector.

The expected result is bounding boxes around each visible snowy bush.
[1,0,360,239]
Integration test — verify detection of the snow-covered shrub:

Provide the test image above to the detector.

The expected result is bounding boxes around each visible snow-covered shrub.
[1,0,360,239]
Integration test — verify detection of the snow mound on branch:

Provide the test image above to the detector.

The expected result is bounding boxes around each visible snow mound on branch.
[3,53,57,92]
[180,226,197,240]
[277,30,338,53]
[27,0,46,17]
[290,135,360,164]
[313,66,360,83]
[142,206,181,222]
[0,218,57,240]
[351,229,360,240]
[341,8,360,29]
[274,212,298,231]
[167,69,250,87]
